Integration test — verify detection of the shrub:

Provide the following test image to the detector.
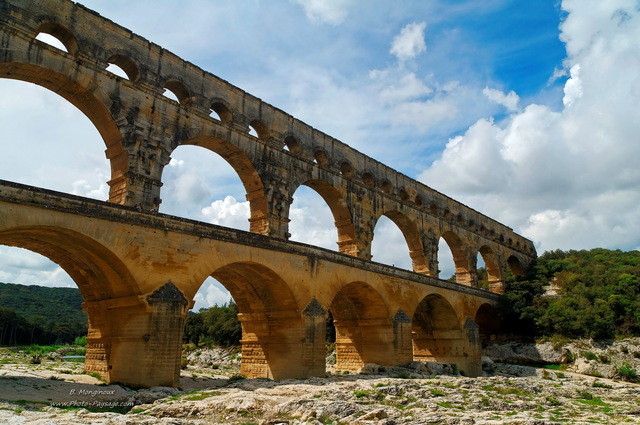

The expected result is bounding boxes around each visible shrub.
[30,353,41,364]
[598,354,610,364]
[617,362,638,382]
[577,390,593,400]
[228,374,246,383]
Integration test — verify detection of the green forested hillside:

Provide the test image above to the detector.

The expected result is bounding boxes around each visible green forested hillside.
[2,248,638,347]
[0,282,87,345]
[499,248,640,339]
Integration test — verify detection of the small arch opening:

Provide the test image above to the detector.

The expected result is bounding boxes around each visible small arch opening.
[249,119,269,140]
[362,172,375,186]
[35,23,77,55]
[339,161,354,177]
[163,80,190,105]
[35,33,68,52]
[398,188,410,202]
[283,136,302,154]
[415,195,423,207]
[106,54,140,81]
[314,150,330,167]
[380,180,392,194]
[105,63,129,79]
[210,101,233,124]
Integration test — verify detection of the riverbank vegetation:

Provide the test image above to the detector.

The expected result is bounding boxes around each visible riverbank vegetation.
[499,248,640,339]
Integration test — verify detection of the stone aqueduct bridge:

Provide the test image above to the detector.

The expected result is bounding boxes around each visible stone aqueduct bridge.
[0,0,537,387]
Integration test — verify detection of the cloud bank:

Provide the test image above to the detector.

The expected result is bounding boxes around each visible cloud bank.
[419,0,640,252]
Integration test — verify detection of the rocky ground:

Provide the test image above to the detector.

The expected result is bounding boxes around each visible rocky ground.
[0,339,638,424]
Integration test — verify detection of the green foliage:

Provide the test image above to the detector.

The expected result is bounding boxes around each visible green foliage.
[616,362,638,382]
[183,302,241,347]
[0,283,87,345]
[497,248,640,339]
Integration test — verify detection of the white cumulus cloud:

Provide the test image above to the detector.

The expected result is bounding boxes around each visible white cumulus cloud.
[419,0,640,253]
[482,87,520,112]
[201,196,251,230]
[292,0,352,25]
[390,22,427,62]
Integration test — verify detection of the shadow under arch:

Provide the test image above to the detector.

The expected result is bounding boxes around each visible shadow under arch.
[475,303,502,347]
[440,231,472,285]
[178,136,269,234]
[294,179,357,256]
[0,63,128,202]
[412,293,464,364]
[507,255,525,276]
[478,245,504,294]
[329,281,393,371]
[208,261,304,379]
[374,210,428,274]
[0,226,141,381]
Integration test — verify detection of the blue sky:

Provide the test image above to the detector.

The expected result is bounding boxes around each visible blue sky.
[1,0,640,310]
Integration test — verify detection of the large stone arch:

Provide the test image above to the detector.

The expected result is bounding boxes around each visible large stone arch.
[0,226,142,383]
[208,261,305,379]
[329,281,393,371]
[0,63,127,203]
[374,210,428,274]
[507,254,525,276]
[440,231,473,285]
[173,136,269,234]
[478,245,504,293]
[475,303,501,347]
[412,293,463,362]
[291,179,357,256]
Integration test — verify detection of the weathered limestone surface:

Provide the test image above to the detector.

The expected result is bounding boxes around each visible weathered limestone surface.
[1,182,497,386]
[0,0,537,388]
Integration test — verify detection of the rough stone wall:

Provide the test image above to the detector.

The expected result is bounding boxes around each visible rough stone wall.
[0,181,504,386]
[0,0,536,293]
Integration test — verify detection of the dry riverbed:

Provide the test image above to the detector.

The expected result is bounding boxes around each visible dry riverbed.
[1,342,639,424]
